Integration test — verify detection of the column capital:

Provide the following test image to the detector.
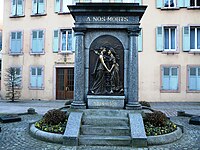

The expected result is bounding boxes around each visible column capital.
[128,27,141,36]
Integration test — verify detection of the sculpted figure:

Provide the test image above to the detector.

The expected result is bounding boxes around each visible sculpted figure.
[90,47,110,94]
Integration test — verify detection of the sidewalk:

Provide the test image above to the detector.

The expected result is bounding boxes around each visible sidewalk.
[0,99,66,115]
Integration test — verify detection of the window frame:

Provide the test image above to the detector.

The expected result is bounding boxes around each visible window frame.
[29,66,44,90]
[190,26,200,52]
[188,0,200,8]
[187,65,200,93]
[55,0,73,14]
[163,0,177,8]
[164,26,177,52]
[30,29,45,55]
[60,29,73,53]
[156,25,179,54]
[9,30,23,55]
[160,65,181,93]
[10,0,25,18]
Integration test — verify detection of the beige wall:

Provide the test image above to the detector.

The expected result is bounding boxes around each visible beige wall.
[2,0,75,100]
[139,0,200,102]
[2,0,200,101]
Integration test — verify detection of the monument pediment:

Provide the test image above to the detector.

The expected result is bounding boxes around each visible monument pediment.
[68,3,147,29]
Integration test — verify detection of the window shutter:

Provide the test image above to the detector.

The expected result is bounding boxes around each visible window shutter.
[55,0,60,12]
[177,0,185,7]
[184,0,190,7]
[138,29,143,52]
[38,30,44,53]
[189,68,197,90]
[32,0,37,14]
[197,68,200,90]
[135,0,142,5]
[10,32,17,53]
[162,68,170,90]
[102,0,110,2]
[16,32,22,53]
[17,0,23,15]
[170,68,178,90]
[30,67,37,87]
[11,0,16,16]
[62,0,70,12]
[38,0,45,14]
[183,26,190,52]
[37,68,43,88]
[114,0,122,2]
[156,26,164,52]
[53,30,59,52]
[32,31,38,53]
[156,0,163,8]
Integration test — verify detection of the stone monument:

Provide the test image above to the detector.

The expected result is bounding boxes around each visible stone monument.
[69,3,147,109]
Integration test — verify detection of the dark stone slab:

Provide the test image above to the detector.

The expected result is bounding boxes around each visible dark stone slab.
[189,116,200,125]
[0,114,21,123]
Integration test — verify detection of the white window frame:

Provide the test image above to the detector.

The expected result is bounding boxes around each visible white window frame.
[163,0,177,8]
[190,27,200,52]
[55,0,73,13]
[187,65,200,92]
[32,0,46,15]
[29,66,44,89]
[60,29,73,53]
[164,27,177,52]
[161,65,180,93]
[190,0,200,7]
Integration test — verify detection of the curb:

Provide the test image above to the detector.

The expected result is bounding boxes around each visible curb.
[147,127,183,145]
[29,123,64,144]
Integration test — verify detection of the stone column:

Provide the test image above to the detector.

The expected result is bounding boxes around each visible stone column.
[71,30,86,109]
[126,28,141,110]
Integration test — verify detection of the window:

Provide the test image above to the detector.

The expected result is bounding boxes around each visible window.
[0,30,2,50]
[188,66,200,91]
[31,30,45,54]
[30,67,44,89]
[156,26,178,52]
[11,0,24,16]
[10,31,23,54]
[11,67,22,87]
[161,66,180,92]
[164,27,176,51]
[190,27,200,51]
[53,29,74,53]
[164,0,176,7]
[190,0,200,7]
[183,26,200,52]
[32,0,46,15]
[55,0,73,13]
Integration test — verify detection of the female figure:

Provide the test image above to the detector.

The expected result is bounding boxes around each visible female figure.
[107,48,122,93]
[90,47,111,94]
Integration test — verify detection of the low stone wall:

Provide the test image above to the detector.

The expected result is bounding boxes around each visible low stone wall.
[147,127,183,145]
[29,123,63,144]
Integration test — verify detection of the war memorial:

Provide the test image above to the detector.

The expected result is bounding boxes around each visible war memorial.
[28,3,184,147]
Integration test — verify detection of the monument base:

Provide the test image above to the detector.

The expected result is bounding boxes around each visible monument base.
[87,95,125,109]
[126,102,142,110]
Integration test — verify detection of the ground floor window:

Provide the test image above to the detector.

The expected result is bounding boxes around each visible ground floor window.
[30,66,44,89]
[161,65,180,92]
[188,66,200,91]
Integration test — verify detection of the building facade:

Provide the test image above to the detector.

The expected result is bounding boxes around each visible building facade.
[1,0,200,102]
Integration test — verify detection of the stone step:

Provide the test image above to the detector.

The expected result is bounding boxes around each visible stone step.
[82,116,129,126]
[79,135,131,146]
[83,109,128,117]
[81,125,130,136]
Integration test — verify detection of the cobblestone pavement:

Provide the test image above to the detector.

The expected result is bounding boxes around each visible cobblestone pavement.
[0,101,200,150]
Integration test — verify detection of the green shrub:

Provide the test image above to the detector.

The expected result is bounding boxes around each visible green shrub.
[145,111,167,127]
[139,101,151,107]
[43,109,66,125]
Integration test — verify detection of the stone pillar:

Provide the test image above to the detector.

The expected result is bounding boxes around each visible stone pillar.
[126,28,141,110]
[71,30,86,109]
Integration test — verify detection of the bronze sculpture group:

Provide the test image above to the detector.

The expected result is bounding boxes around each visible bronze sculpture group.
[90,47,123,95]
